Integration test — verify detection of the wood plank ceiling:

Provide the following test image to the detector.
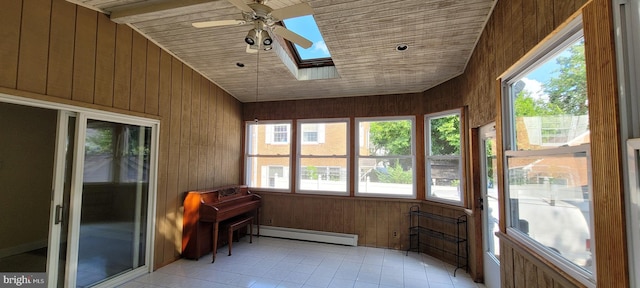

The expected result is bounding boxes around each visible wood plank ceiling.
[69,0,496,103]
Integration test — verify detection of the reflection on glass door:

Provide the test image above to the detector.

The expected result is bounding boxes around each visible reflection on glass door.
[74,119,152,287]
[481,123,500,288]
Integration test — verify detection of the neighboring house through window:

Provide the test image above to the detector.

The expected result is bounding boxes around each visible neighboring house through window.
[245,121,291,191]
[297,120,348,195]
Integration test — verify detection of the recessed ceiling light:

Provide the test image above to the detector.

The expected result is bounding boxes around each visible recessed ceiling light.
[236,62,245,67]
[396,44,408,52]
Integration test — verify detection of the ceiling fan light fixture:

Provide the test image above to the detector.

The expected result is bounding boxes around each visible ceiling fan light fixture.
[258,29,273,46]
[263,37,273,46]
[245,29,258,45]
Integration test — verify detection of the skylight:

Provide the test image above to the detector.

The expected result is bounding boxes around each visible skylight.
[282,15,332,64]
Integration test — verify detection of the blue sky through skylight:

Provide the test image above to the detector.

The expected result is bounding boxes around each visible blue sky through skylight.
[282,15,331,60]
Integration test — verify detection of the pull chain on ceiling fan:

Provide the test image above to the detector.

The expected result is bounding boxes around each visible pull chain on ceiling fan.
[192,0,314,53]
[253,49,260,122]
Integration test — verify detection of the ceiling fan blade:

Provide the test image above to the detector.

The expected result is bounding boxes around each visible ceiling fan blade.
[192,19,246,28]
[246,44,258,53]
[272,25,313,49]
[270,3,314,20]
[227,0,254,13]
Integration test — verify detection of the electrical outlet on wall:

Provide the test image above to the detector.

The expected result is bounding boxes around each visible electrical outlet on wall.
[267,218,273,225]
[393,231,398,238]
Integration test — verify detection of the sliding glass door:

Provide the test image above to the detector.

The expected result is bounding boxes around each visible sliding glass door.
[69,116,154,287]
[0,96,158,288]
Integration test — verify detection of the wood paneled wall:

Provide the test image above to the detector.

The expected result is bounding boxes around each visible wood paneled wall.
[256,193,415,250]
[0,0,243,269]
[498,233,585,288]
[256,193,467,261]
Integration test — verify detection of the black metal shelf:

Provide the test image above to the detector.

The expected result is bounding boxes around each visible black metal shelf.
[406,205,468,276]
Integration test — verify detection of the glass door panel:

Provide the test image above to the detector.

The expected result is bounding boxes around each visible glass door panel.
[484,136,500,260]
[75,119,151,287]
[481,124,500,288]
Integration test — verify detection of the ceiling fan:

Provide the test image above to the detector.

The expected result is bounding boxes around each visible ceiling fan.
[192,0,314,53]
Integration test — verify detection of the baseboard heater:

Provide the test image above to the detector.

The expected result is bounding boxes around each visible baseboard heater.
[253,225,358,246]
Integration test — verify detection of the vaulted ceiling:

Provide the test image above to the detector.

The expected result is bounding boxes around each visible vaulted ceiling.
[69,0,496,103]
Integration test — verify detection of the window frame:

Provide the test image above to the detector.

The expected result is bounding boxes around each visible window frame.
[244,120,292,192]
[286,40,335,68]
[281,16,335,69]
[296,118,349,195]
[354,116,416,199]
[425,109,464,206]
[500,15,596,287]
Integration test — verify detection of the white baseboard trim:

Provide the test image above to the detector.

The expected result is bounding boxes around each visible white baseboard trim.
[0,239,48,258]
[254,225,358,246]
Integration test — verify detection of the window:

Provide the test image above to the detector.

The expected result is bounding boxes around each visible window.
[297,120,348,194]
[502,20,594,285]
[245,121,291,191]
[269,124,289,144]
[301,123,325,144]
[355,117,415,197]
[282,15,334,68]
[425,110,463,204]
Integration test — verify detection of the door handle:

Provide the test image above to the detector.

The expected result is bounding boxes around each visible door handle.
[55,205,63,225]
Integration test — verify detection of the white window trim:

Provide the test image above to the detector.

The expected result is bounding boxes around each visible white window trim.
[296,118,349,195]
[354,116,416,199]
[425,109,464,206]
[245,120,292,192]
[500,15,595,287]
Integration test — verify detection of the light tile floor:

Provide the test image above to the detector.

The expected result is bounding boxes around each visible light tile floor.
[120,237,486,288]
